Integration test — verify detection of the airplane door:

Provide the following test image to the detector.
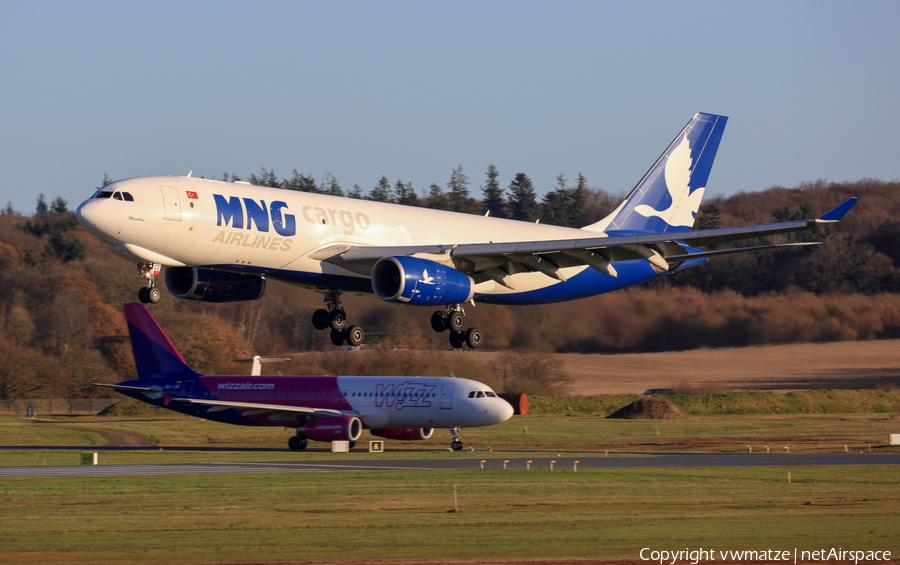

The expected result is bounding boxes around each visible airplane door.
[439,383,454,409]
[181,380,195,398]
[160,186,182,221]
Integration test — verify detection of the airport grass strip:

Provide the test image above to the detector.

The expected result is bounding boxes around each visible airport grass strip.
[0,465,898,564]
[530,389,900,416]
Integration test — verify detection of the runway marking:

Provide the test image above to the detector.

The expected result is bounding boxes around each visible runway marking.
[0,453,897,477]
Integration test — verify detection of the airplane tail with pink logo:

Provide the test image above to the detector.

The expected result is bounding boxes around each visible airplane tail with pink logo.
[123,303,198,379]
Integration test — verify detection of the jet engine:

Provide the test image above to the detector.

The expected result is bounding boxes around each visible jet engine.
[299,416,362,443]
[369,427,434,441]
[371,256,473,305]
[165,267,266,303]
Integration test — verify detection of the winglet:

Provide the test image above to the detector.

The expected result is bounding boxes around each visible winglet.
[816,198,859,223]
[124,303,198,379]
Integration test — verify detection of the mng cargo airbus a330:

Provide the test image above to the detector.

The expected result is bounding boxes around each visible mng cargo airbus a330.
[76,113,858,348]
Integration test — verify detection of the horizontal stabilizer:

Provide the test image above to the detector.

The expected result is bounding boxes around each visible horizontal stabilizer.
[816,198,859,223]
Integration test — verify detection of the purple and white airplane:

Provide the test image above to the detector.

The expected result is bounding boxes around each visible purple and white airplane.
[90,304,513,451]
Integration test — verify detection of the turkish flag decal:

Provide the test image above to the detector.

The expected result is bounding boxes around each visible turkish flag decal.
[186,191,198,199]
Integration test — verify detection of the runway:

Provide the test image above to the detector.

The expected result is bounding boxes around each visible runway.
[2,452,898,477]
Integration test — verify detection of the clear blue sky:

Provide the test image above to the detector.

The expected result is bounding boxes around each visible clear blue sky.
[1,0,898,214]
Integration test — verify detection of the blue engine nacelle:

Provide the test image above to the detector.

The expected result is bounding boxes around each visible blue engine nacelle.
[165,267,266,303]
[371,256,474,305]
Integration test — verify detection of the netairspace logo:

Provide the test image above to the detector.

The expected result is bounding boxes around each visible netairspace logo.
[640,548,892,565]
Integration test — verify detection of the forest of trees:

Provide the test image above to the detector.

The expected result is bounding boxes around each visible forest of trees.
[1,175,899,399]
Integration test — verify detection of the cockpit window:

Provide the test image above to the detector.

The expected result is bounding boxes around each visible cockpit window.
[486,391,497,397]
[95,191,113,199]
[113,192,123,200]
[123,192,134,201]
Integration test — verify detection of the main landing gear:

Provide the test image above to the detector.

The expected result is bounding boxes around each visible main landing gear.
[431,305,483,350]
[312,291,365,347]
[288,435,308,451]
[449,427,464,451]
[136,262,162,304]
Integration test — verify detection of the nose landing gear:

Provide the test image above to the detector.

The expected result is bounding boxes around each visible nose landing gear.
[431,305,483,349]
[449,427,463,451]
[312,291,365,347]
[136,262,162,304]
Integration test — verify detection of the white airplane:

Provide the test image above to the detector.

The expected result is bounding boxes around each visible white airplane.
[90,304,513,450]
[76,113,858,348]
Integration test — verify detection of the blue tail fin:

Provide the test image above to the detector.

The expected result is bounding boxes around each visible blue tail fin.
[585,113,728,234]
[124,303,197,379]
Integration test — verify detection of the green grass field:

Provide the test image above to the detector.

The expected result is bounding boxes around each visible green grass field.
[1,465,897,564]
[0,408,898,564]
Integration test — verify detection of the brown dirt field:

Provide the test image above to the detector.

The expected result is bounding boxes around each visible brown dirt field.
[426,339,900,395]
[292,339,900,395]
[554,340,900,395]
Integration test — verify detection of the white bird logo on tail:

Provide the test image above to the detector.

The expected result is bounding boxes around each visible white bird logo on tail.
[633,133,705,228]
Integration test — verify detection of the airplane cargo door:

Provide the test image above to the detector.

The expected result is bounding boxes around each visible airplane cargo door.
[160,186,182,220]
[439,383,454,409]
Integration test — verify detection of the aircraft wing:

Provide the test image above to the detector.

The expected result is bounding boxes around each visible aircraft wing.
[170,397,345,419]
[327,198,858,280]
[88,383,162,393]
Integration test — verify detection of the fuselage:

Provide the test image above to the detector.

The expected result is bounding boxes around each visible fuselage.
[117,373,514,429]
[75,176,685,304]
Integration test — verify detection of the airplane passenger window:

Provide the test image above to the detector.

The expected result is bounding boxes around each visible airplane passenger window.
[113,192,123,200]
[95,191,113,199]
[123,192,134,201]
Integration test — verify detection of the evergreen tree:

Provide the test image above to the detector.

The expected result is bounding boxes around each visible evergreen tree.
[51,196,68,214]
[97,174,113,189]
[447,165,470,213]
[541,174,571,226]
[2,201,13,215]
[695,203,721,230]
[35,194,48,214]
[283,170,319,192]
[369,176,393,202]
[395,180,419,207]
[507,173,539,222]
[481,164,506,218]
[347,184,364,199]
[569,173,588,227]
[320,173,344,197]
[426,183,449,210]
[249,168,282,188]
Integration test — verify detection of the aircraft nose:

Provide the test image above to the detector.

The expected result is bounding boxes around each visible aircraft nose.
[496,399,514,423]
[76,198,101,229]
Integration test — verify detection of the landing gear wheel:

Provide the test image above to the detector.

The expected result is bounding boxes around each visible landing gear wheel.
[449,331,466,349]
[465,327,483,349]
[345,325,364,347]
[329,309,347,331]
[330,329,346,346]
[138,287,150,303]
[288,436,308,451]
[451,440,463,451]
[431,311,448,333]
[147,287,161,304]
[348,441,356,449]
[448,311,466,332]
[312,309,330,330]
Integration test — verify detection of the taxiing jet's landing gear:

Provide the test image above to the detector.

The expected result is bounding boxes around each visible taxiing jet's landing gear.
[449,427,463,451]
[136,262,162,304]
[313,291,366,347]
[288,435,308,451]
[431,305,483,350]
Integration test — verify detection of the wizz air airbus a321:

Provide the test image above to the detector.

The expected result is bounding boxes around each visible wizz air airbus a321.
[91,304,513,450]
[76,113,858,348]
